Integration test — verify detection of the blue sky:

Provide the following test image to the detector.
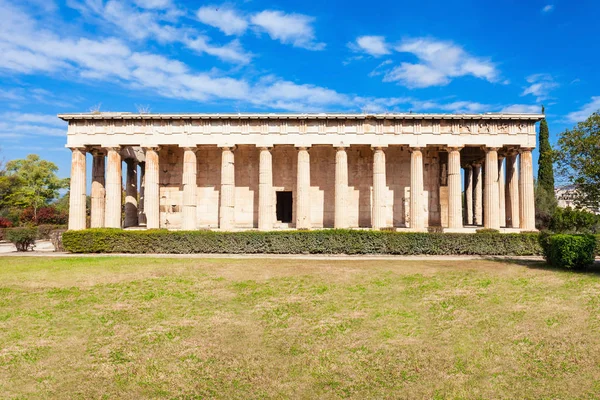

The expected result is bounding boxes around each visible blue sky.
[1,0,599,178]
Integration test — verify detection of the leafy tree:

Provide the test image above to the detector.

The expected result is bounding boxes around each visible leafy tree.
[556,110,600,211]
[4,154,69,221]
[537,106,555,192]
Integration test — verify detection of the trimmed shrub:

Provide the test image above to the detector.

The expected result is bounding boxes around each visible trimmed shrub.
[63,229,543,255]
[6,227,38,252]
[541,233,596,269]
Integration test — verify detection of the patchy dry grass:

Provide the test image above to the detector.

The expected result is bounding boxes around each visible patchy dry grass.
[1,256,600,399]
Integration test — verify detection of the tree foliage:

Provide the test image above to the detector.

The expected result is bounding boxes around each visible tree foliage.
[4,154,69,220]
[537,106,555,193]
[556,111,600,211]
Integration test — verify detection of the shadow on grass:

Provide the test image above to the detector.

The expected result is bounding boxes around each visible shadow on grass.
[487,256,600,276]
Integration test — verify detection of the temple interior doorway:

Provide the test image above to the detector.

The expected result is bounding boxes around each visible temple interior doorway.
[276,191,293,223]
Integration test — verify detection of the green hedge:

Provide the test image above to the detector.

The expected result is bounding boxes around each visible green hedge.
[63,229,544,255]
[540,234,597,269]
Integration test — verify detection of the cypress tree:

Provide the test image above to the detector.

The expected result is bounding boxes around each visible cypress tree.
[537,105,555,192]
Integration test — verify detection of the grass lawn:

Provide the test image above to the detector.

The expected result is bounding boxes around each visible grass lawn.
[1,256,600,399]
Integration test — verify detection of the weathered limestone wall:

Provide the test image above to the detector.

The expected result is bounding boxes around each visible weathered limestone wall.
[234,145,259,228]
[310,146,336,228]
[159,146,183,229]
[196,146,221,228]
[347,146,373,227]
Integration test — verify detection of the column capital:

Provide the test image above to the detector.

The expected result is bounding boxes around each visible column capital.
[484,146,500,152]
[104,146,121,152]
[444,146,463,152]
[409,146,423,152]
[295,145,311,150]
[463,164,473,170]
[179,145,199,152]
[371,146,387,151]
[335,144,350,149]
[67,146,87,151]
[90,148,106,157]
[218,145,236,150]
[258,146,273,151]
[518,147,535,153]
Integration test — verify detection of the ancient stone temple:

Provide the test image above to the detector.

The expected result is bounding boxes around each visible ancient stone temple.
[60,112,542,232]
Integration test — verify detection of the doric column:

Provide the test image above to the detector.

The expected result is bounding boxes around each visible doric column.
[144,147,160,229]
[258,147,273,231]
[104,147,122,228]
[68,147,86,230]
[372,146,387,229]
[520,148,536,230]
[484,148,500,229]
[448,147,463,229]
[124,159,138,228]
[138,162,146,226]
[498,155,506,227]
[410,147,425,230]
[90,150,105,228]
[182,147,198,230]
[505,153,520,228]
[464,165,473,225]
[334,146,349,229]
[220,146,235,230]
[473,162,483,226]
[296,146,311,229]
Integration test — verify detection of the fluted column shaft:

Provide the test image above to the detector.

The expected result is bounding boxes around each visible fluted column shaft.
[520,149,536,230]
[473,163,483,225]
[104,147,122,228]
[296,147,311,229]
[144,148,160,229]
[506,154,520,228]
[138,163,146,226]
[372,147,387,229]
[68,147,87,230]
[498,156,506,227]
[484,148,500,229]
[448,147,462,229]
[410,147,425,230]
[90,151,105,228]
[334,147,349,229]
[182,148,198,230]
[464,165,473,225]
[220,147,235,230]
[124,160,138,228]
[258,147,273,231]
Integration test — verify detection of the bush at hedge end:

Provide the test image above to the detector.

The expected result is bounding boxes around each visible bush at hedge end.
[541,233,597,269]
[63,229,544,255]
[6,227,38,252]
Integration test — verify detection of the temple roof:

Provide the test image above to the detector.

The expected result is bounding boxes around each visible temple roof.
[58,112,545,121]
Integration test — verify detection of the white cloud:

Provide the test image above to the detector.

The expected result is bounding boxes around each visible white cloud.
[566,97,600,123]
[197,5,248,36]
[352,36,390,57]
[0,112,67,138]
[251,10,325,50]
[377,37,498,88]
[542,5,554,12]
[184,37,252,64]
[133,0,173,9]
[66,0,250,64]
[501,104,542,114]
[521,73,558,102]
